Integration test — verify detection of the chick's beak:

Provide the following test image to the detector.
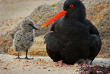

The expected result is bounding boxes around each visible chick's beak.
[41,10,67,28]
[30,24,38,30]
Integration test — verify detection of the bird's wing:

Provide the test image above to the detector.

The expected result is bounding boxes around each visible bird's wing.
[45,19,63,52]
[13,31,22,43]
[85,19,101,61]
[85,19,99,35]
[44,31,60,51]
[13,31,23,50]
[90,24,99,35]
[44,30,63,62]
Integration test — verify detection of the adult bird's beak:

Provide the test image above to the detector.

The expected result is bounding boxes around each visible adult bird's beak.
[30,24,38,30]
[41,10,67,28]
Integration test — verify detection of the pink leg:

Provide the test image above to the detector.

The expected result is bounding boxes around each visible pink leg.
[79,63,89,67]
[56,61,67,67]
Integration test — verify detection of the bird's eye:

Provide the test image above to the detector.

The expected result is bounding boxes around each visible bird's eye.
[69,4,74,8]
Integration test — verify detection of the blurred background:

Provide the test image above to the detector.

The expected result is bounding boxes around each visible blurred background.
[0,0,110,58]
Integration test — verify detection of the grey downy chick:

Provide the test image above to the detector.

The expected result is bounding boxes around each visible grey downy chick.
[13,19,38,59]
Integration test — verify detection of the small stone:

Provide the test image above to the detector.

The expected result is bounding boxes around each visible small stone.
[48,70,50,71]
[4,67,7,69]
[97,71,103,73]
[36,62,38,64]
[26,65,29,66]
[43,66,47,69]
[101,61,103,63]
[38,67,40,69]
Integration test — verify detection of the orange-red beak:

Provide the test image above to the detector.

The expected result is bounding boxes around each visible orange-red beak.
[41,10,67,28]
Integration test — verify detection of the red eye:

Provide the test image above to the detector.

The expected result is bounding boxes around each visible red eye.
[69,4,74,8]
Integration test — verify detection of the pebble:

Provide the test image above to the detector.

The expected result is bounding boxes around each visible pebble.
[43,66,47,69]
[48,70,50,71]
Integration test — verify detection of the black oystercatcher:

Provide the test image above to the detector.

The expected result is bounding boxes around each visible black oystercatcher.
[41,0,101,66]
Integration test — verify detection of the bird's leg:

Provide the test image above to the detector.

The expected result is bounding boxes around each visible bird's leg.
[15,52,20,59]
[80,62,89,67]
[90,60,93,65]
[79,61,89,67]
[56,61,67,67]
[86,60,93,65]
[78,59,92,67]
[25,50,29,59]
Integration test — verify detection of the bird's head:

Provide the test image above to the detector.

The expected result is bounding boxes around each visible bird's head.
[20,19,38,31]
[41,0,86,28]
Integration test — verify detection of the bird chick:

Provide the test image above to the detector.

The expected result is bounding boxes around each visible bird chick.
[13,19,38,59]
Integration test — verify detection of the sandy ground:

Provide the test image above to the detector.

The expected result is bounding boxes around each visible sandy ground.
[0,54,110,74]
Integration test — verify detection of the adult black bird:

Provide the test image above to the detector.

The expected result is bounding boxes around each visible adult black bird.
[41,0,101,66]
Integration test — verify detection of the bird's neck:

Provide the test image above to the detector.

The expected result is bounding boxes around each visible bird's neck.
[65,13,86,22]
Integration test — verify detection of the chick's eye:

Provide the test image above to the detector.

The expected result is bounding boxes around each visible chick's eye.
[69,4,74,8]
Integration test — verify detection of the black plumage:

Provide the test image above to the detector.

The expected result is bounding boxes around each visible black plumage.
[44,0,101,65]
